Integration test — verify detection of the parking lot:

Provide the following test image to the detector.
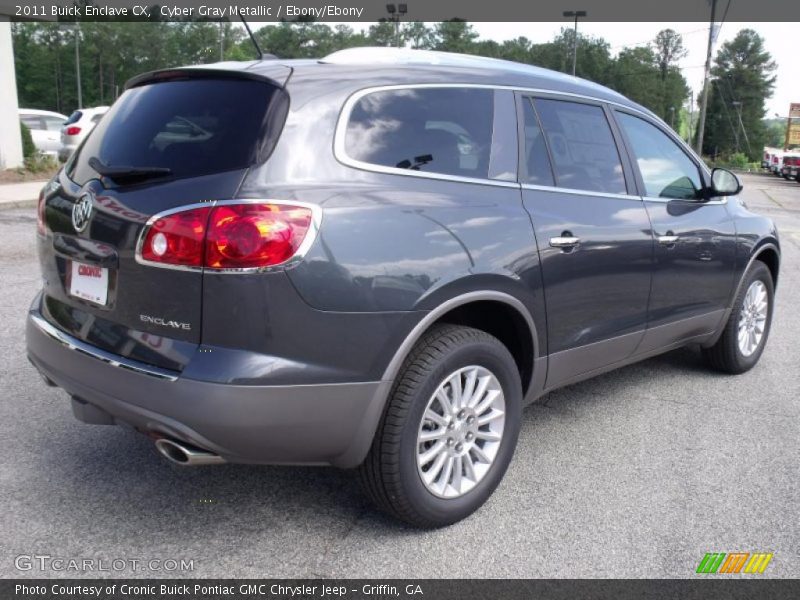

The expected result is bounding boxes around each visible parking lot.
[0,172,797,578]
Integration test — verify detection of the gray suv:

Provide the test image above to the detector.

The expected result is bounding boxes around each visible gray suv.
[26,48,780,527]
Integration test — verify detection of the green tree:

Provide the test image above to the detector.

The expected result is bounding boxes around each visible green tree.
[702,29,777,160]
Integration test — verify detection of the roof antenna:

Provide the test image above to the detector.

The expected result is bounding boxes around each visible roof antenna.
[239,15,263,59]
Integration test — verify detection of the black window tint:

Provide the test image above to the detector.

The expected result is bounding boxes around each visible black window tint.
[64,111,82,125]
[345,88,494,179]
[534,99,626,194]
[69,79,283,184]
[616,112,703,200]
[521,98,554,186]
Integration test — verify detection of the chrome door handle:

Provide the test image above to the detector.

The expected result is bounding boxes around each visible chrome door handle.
[658,235,679,245]
[549,236,580,248]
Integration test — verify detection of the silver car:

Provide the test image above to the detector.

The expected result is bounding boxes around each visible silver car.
[59,106,109,162]
[18,109,68,158]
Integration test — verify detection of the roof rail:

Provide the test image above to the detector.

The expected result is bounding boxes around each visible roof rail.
[322,47,527,71]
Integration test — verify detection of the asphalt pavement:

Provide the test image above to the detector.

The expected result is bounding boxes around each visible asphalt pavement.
[0,172,797,578]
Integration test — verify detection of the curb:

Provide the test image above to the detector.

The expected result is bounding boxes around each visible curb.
[0,199,38,211]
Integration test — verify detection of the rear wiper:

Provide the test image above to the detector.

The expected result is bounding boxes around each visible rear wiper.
[89,156,172,182]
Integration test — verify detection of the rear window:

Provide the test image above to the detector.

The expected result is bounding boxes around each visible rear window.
[64,111,82,125]
[68,78,285,185]
[344,87,496,179]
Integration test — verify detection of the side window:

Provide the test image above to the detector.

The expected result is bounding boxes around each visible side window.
[521,98,554,186]
[344,87,494,179]
[616,112,703,200]
[534,98,627,194]
[44,117,66,131]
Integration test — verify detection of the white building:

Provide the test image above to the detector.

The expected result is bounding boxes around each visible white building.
[0,15,23,169]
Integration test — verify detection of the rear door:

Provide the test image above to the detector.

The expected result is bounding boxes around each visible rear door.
[38,71,289,371]
[517,94,654,387]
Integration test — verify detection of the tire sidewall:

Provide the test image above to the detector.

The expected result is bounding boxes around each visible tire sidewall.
[396,337,522,526]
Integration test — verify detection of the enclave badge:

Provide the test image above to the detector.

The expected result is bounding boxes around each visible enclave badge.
[72,192,94,233]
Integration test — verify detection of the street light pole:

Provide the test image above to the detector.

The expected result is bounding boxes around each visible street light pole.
[385,4,407,48]
[563,10,587,76]
[695,0,717,155]
[74,22,82,109]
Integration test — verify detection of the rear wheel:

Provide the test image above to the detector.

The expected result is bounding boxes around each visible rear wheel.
[359,324,522,528]
[703,261,774,374]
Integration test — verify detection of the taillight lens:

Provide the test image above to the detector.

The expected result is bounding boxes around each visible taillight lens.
[65,126,81,136]
[140,207,211,268]
[138,202,315,270]
[36,188,46,235]
[206,204,312,269]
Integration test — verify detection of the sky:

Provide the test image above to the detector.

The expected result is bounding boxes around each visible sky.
[469,22,793,118]
[328,21,793,118]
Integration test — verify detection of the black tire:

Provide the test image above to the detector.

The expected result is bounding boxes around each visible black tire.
[358,324,522,528]
[703,261,774,374]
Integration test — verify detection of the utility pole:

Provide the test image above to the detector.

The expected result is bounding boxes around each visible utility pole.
[219,22,224,61]
[694,0,717,155]
[385,4,407,48]
[74,23,82,109]
[563,10,587,76]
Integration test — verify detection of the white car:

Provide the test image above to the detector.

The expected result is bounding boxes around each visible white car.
[59,106,110,162]
[18,109,68,158]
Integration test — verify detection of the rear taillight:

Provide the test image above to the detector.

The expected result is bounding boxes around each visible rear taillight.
[65,126,81,136]
[137,202,316,271]
[140,206,211,268]
[36,188,45,235]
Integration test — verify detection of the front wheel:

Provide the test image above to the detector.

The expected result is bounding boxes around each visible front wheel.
[358,325,522,528]
[703,261,774,374]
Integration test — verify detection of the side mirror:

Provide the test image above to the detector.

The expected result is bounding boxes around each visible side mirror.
[710,167,743,197]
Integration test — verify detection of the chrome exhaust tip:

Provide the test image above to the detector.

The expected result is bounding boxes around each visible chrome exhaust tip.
[155,438,225,466]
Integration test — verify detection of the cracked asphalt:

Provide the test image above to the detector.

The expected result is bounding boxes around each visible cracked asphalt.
[0,173,797,578]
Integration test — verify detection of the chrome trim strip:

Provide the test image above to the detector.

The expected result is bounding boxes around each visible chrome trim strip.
[333,82,669,191]
[642,195,728,206]
[134,199,323,274]
[521,183,640,201]
[29,313,179,381]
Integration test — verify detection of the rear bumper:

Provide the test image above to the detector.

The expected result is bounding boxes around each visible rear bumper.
[26,306,390,468]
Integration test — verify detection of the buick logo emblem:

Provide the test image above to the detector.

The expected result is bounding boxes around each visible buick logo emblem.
[72,192,94,233]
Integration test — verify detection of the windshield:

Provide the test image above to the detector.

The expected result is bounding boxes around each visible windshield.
[68,77,286,185]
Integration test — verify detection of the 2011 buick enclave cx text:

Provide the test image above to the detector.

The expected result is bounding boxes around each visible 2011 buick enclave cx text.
[26,48,780,527]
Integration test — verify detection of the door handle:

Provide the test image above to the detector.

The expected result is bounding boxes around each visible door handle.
[658,234,679,246]
[549,235,580,249]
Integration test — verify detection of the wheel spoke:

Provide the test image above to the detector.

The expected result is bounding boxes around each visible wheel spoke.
[419,427,446,443]
[467,375,490,408]
[450,455,463,492]
[477,408,504,426]
[435,389,454,416]
[470,444,492,464]
[461,369,477,409]
[475,429,502,442]
[474,388,501,416]
[418,440,446,467]
[424,409,448,428]
[462,454,477,482]
[423,451,448,485]
[450,375,463,411]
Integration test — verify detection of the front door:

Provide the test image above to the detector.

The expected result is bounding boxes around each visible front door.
[612,110,737,352]
[518,95,654,387]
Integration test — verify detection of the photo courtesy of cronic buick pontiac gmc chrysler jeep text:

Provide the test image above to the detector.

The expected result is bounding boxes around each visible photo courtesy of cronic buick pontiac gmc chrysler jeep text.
[26,48,780,527]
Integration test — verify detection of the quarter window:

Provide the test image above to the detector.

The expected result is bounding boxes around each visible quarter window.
[616,112,703,200]
[521,98,555,186]
[344,88,495,179]
[534,98,627,194]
